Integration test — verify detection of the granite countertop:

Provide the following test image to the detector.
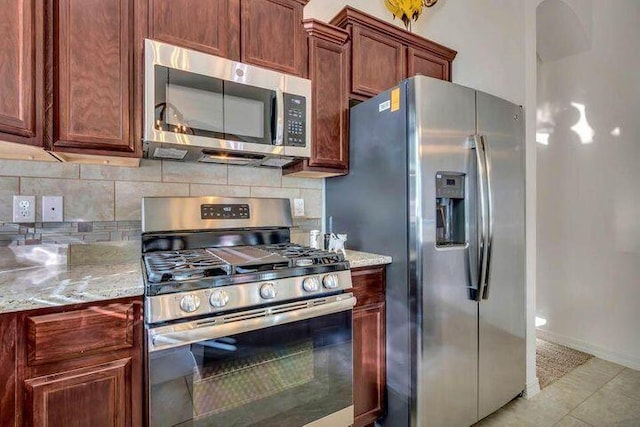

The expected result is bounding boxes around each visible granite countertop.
[344,250,392,268]
[0,243,144,314]
[0,243,391,314]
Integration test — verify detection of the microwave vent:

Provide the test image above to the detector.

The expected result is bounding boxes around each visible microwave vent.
[152,147,188,160]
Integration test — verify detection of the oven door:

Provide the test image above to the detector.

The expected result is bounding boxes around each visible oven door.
[147,295,355,427]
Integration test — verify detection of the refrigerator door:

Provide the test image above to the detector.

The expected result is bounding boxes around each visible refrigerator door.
[476,91,526,420]
[410,77,478,427]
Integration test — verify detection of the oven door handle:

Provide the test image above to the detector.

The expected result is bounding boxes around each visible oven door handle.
[148,295,356,353]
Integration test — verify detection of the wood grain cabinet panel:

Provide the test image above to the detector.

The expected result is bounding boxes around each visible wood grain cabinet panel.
[283,20,349,177]
[24,358,131,427]
[26,303,135,366]
[51,0,137,155]
[353,302,386,427]
[331,7,456,101]
[239,0,307,76]
[0,314,17,427]
[149,0,229,57]
[351,26,405,99]
[351,266,387,426]
[407,46,450,80]
[0,0,41,146]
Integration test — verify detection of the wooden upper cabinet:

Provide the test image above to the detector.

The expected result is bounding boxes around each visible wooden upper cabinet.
[331,7,456,100]
[0,0,41,146]
[238,0,307,76]
[50,0,139,158]
[284,20,349,177]
[350,26,405,99]
[407,46,450,80]
[149,0,230,57]
[24,359,131,427]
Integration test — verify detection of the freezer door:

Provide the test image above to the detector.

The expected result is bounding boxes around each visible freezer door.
[476,91,526,420]
[410,77,478,427]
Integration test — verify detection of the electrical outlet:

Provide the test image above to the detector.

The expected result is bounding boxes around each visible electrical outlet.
[293,198,305,217]
[13,195,36,223]
[42,196,63,222]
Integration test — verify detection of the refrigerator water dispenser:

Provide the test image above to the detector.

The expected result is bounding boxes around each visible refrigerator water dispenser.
[436,173,466,247]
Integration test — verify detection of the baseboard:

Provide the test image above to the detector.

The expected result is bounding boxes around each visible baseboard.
[537,329,640,371]
[523,378,540,399]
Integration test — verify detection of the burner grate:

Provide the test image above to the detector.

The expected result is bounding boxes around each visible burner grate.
[258,243,345,266]
[143,250,231,283]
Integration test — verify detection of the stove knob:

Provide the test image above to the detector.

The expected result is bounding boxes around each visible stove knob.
[302,277,320,293]
[260,282,277,300]
[209,289,230,308]
[323,274,340,290]
[179,294,201,313]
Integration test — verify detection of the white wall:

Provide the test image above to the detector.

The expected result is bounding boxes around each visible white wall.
[306,0,541,395]
[536,0,640,369]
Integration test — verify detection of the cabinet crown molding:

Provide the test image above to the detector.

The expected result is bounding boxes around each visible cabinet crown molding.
[303,19,349,44]
[329,6,457,61]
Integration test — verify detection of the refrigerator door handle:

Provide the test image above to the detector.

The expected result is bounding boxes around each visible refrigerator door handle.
[481,135,494,300]
[472,135,489,302]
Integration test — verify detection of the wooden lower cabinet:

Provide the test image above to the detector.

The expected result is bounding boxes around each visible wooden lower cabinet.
[24,359,131,427]
[0,314,17,427]
[0,297,142,427]
[351,266,387,427]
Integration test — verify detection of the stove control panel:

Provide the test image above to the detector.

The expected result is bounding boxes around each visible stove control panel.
[145,270,354,324]
[201,204,250,220]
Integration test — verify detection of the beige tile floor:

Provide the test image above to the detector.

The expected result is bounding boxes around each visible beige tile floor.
[475,358,640,426]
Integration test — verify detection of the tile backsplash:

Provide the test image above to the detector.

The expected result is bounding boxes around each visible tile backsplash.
[0,159,323,246]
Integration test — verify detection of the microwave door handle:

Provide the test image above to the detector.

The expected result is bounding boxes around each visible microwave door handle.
[274,88,284,146]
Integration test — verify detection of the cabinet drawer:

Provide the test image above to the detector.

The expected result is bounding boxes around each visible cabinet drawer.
[351,266,385,307]
[26,303,135,366]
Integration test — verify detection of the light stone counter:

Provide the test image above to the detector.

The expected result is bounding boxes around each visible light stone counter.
[0,244,390,314]
[0,243,144,314]
[344,250,392,269]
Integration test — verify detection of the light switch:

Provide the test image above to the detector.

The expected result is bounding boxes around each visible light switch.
[42,196,63,222]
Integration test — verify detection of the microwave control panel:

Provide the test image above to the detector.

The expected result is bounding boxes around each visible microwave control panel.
[201,204,250,220]
[283,93,306,147]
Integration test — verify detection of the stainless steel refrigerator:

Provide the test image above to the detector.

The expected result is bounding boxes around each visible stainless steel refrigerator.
[326,76,525,427]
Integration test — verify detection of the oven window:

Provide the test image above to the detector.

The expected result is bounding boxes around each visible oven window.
[154,66,276,145]
[149,311,352,427]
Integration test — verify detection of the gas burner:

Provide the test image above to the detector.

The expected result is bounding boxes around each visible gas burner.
[143,250,230,283]
[258,243,346,266]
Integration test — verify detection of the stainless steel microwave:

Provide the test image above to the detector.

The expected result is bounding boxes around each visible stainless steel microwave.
[143,39,311,167]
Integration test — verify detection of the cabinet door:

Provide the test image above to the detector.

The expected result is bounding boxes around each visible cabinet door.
[240,0,306,76]
[351,26,405,99]
[407,46,451,81]
[308,37,348,169]
[24,359,131,427]
[0,315,17,427]
[0,0,39,145]
[52,0,136,155]
[353,302,386,427]
[150,0,229,57]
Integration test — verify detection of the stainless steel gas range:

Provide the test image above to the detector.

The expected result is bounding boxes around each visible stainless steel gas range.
[141,197,355,427]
